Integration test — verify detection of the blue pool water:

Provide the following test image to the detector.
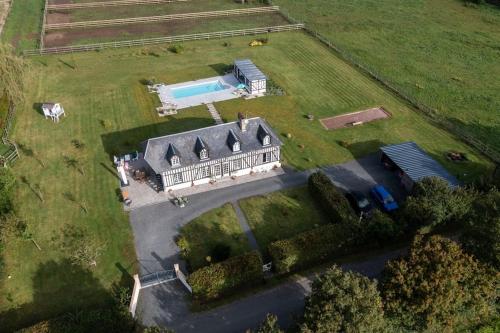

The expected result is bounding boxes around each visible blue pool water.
[172,81,226,99]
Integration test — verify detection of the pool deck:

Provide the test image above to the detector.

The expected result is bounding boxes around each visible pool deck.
[157,74,241,110]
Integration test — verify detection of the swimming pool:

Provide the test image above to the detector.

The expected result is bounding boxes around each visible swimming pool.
[172,80,226,99]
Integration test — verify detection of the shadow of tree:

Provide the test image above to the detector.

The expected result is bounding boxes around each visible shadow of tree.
[0,259,132,332]
[101,116,213,157]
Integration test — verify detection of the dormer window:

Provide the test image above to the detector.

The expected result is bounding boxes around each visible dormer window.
[166,143,181,167]
[233,141,241,152]
[195,136,209,160]
[227,129,241,153]
[257,124,271,146]
[200,148,208,160]
[171,155,180,166]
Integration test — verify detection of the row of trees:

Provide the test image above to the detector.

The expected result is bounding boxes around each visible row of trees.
[257,235,498,333]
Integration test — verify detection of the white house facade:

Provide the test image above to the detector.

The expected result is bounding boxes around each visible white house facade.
[143,114,282,192]
[233,59,267,95]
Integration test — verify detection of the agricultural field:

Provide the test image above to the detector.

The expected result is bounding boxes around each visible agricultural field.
[0,29,494,330]
[44,13,289,48]
[0,0,45,50]
[275,0,500,155]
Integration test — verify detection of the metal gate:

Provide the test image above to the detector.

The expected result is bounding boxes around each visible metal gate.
[139,269,177,289]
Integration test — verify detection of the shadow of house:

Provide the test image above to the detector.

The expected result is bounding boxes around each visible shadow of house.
[0,259,124,332]
[344,139,386,159]
[100,117,213,158]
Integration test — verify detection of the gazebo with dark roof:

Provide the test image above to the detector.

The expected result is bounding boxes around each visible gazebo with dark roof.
[233,59,267,95]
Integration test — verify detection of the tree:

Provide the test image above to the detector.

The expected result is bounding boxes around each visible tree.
[461,189,500,268]
[0,43,29,105]
[401,177,474,230]
[301,265,386,333]
[0,167,15,215]
[381,235,498,332]
[255,314,283,333]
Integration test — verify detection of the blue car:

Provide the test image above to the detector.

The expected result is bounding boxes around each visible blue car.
[370,185,398,212]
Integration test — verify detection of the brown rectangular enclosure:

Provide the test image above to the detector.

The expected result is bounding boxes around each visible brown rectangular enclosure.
[320,107,390,130]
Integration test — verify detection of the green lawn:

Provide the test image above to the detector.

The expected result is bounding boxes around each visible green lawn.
[177,204,251,271]
[0,0,44,51]
[0,30,494,330]
[239,187,329,252]
[275,0,500,155]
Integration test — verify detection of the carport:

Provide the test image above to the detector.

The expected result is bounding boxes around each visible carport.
[380,142,459,191]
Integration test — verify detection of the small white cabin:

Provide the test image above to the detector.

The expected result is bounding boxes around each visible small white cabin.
[233,59,267,95]
[42,103,65,122]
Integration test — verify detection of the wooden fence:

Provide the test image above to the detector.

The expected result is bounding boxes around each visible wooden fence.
[47,0,189,11]
[24,24,304,55]
[0,103,19,167]
[40,0,48,49]
[45,6,280,30]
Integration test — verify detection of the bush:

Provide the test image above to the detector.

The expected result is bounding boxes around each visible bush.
[0,167,15,215]
[188,250,263,302]
[168,43,184,54]
[308,172,354,223]
[268,223,357,274]
[366,210,405,245]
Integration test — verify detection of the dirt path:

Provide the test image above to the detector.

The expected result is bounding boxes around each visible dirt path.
[0,0,12,37]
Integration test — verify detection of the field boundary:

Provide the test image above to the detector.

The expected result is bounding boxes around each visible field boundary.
[24,24,304,55]
[45,6,280,30]
[0,0,13,37]
[40,0,48,49]
[47,0,189,10]
[0,102,19,167]
[272,3,500,164]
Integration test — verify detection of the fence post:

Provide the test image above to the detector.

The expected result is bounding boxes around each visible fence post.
[129,274,141,317]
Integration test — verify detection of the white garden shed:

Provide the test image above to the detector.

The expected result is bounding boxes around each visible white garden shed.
[233,59,267,95]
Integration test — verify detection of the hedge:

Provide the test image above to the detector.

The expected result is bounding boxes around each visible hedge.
[308,172,354,223]
[188,250,263,302]
[268,223,357,274]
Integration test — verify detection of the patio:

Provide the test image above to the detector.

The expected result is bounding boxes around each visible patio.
[156,74,242,110]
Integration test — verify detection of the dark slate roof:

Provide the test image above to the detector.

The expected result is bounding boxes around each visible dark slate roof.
[194,136,207,155]
[166,143,179,160]
[234,59,267,81]
[380,142,460,187]
[257,124,270,144]
[144,117,282,173]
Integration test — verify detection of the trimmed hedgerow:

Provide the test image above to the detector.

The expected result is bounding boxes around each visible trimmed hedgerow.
[308,172,354,223]
[268,223,357,274]
[188,250,263,302]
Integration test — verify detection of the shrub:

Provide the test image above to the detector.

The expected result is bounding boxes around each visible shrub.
[268,223,356,274]
[366,210,405,245]
[0,168,15,215]
[168,43,184,54]
[188,250,263,302]
[308,172,354,223]
[211,242,231,262]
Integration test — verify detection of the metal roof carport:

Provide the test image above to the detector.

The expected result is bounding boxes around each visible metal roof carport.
[380,142,460,191]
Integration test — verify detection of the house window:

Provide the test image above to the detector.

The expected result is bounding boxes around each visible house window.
[232,159,242,171]
[200,149,208,160]
[201,166,210,178]
[262,152,271,163]
[171,155,180,167]
[263,135,270,146]
[172,172,183,184]
[233,141,240,152]
[222,162,230,175]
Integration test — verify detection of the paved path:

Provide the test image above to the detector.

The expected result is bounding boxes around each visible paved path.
[231,201,260,252]
[206,103,223,125]
[130,154,405,330]
[137,248,407,332]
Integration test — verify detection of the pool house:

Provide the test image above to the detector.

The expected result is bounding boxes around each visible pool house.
[233,59,267,95]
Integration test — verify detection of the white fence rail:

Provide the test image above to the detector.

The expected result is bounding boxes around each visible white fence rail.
[0,103,19,167]
[48,0,189,10]
[45,6,280,30]
[25,24,304,55]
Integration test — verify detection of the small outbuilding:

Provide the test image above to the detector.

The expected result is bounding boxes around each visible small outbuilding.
[42,103,66,122]
[380,142,459,191]
[233,59,267,95]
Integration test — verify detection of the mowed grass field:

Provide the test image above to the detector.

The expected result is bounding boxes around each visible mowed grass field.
[0,0,44,51]
[0,31,493,329]
[275,0,500,153]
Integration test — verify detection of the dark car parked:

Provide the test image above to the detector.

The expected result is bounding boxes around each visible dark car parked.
[345,191,373,215]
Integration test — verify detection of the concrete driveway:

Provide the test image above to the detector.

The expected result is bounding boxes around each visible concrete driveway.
[130,153,405,330]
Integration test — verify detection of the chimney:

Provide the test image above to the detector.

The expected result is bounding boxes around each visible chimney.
[238,112,248,132]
